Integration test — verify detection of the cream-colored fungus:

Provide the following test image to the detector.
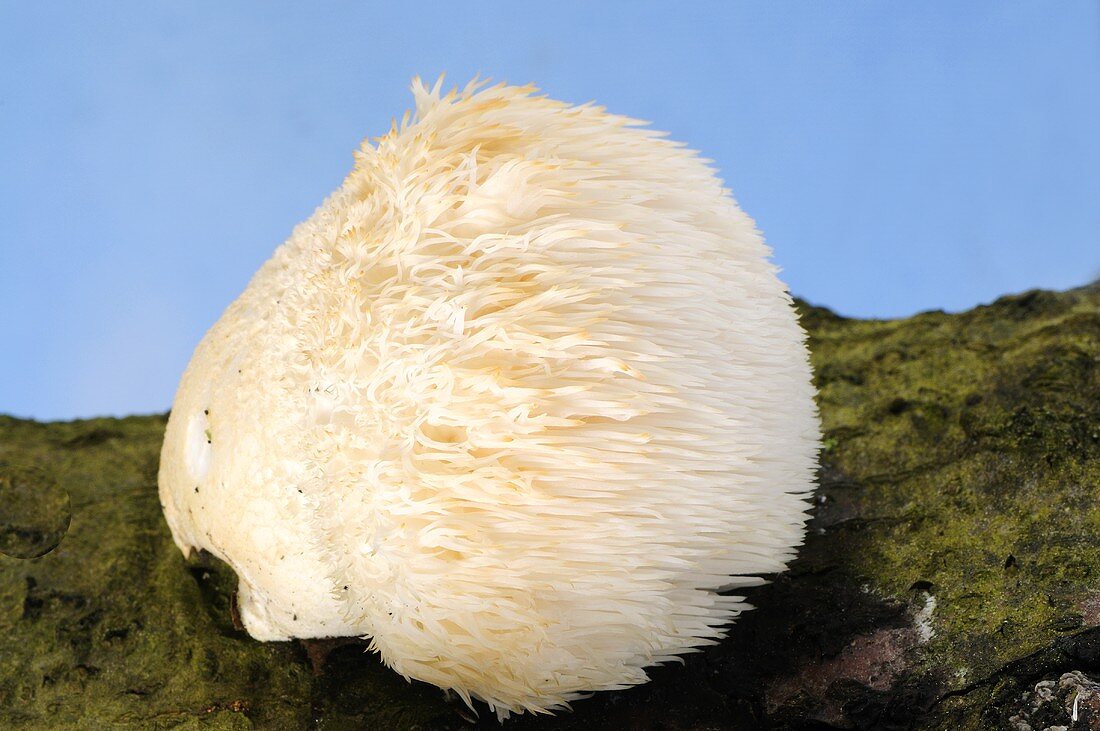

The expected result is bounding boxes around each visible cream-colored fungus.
[159,77,821,719]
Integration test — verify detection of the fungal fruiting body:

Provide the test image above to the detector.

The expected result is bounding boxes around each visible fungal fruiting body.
[159,78,821,718]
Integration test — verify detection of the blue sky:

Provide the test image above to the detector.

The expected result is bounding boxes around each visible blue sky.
[1,2,1098,420]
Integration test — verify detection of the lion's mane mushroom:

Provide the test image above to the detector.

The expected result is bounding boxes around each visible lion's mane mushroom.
[159,77,821,718]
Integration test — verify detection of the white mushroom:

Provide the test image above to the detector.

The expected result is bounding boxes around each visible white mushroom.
[159,77,821,718]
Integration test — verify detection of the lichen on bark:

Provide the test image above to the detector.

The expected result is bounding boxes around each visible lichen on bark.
[0,283,1096,730]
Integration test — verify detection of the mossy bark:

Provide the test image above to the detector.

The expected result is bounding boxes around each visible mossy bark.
[1,284,1097,730]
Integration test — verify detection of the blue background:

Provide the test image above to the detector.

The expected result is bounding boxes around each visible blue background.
[2,2,1098,420]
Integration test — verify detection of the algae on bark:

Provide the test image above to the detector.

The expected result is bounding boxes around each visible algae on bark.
[0,284,1097,730]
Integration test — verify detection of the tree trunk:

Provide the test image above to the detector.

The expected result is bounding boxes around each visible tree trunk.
[1,284,1097,730]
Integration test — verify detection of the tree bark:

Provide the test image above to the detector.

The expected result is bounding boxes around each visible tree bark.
[1,283,1096,730]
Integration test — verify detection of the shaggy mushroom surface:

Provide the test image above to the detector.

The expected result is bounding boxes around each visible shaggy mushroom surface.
[157,78,820,717]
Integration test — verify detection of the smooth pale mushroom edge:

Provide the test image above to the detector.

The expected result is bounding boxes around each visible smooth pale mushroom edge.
[158,77,821,720]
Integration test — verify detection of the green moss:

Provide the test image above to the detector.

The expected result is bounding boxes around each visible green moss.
[0,416,310,728]
[803,284,1100,728]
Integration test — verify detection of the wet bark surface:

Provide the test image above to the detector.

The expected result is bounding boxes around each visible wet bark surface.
[1,283,1097,730]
